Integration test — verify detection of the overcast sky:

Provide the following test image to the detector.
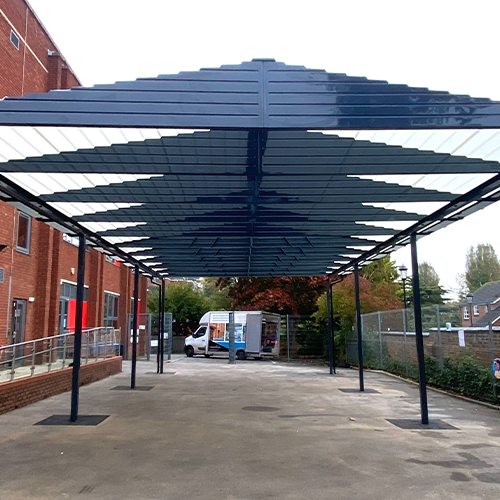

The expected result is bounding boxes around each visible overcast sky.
[27,0,500,297]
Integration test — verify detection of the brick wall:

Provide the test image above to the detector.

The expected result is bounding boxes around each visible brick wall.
[0,0,80,98]
[0,356,122,415]
[381,328,500,368]
[0,0,150,350]
[0,206,148,348]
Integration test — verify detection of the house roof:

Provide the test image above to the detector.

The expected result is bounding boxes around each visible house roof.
[472,307,500,327]
[460,281,500,307]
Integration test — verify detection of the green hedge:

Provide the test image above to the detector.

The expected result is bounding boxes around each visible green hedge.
[425,355,500,404]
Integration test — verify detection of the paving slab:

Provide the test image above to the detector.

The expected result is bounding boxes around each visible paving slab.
[0,356,499,499]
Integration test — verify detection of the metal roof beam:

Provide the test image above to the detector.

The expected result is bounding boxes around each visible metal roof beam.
[0,173,162,279]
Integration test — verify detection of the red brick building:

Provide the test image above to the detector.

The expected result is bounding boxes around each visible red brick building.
[460,281,500,328]
[0,0,148,350]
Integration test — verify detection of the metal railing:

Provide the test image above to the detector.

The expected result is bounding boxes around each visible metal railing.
[0,327,121,384]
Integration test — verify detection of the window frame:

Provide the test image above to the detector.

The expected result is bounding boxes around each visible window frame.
[473,305,479,316]
[463,307,470,320]
[16,212,31,254]
[103,292,120,328]
[10,30,20,50]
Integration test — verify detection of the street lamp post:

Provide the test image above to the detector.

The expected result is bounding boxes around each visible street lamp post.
[466,292,474,327]
[398,265,408,308]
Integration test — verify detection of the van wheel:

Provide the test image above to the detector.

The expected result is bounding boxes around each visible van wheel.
[185,346,194,357]
[236,350,247,361]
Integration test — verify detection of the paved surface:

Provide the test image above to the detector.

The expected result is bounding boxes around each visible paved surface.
[0,355,499,499]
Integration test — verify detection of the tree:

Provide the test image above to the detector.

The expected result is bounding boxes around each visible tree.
[201,277,231,310]
[419,262,439,288]
[465,243,500,292]
[417,261,447,306]
[311,257,401,361]
[456,272,468,301]
[359,255,399,285]
[216,277,326,316]
[148,281,208,335]
[315,273,401,332]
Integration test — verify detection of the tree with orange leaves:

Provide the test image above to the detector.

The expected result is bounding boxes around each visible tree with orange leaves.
[216,276,326,316]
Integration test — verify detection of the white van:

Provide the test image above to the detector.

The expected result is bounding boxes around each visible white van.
[184,311,280,360]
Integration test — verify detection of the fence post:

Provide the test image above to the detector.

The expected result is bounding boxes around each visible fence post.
[104,329,108,360]
[85,332,89,364]
[62,336,67,369]
[10,344,16,381]
[487,303,497,399]
[377,311,383,368]
[48,338,53,372]
[436,304,443,370]
[30,340,36,375]
[286,314,290,362]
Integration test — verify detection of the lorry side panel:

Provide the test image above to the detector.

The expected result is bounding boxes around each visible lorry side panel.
[246,313,263,354]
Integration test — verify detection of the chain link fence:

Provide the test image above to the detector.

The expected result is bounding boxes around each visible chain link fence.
[280,315,327,360]
[125,312,173,360]
[150,312,174,358]
[348,303,500,404]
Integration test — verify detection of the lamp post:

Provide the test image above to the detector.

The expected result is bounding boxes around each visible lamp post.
[398,264,408,308]
[466,292,474,327]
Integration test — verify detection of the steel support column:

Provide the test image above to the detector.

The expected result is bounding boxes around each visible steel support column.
[131,265,139,389]
[228,311,235,364]
[160,279,165,373]
[326,279,336,374]
[354,264,364,391]
[157,283,161,373]
[70,232,86,422]
[410,232,429,425]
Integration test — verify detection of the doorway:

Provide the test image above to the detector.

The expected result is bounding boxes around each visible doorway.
[11,299,27,363]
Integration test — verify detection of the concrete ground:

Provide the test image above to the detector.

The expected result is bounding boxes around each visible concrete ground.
[0,355,499,500]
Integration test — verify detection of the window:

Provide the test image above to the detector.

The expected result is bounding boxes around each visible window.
[104,292,119,328]
[16,212,31,254]
[192,327,206,338]
[62,233,90,251]
[463,307,469,320]
[63,233,79,246]
[473,305,479,316]
[60,281,89,301]
[10,30,20,50]
[105,255,120,266]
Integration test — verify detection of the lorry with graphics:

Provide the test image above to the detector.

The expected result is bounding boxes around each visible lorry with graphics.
[184,311,280,360]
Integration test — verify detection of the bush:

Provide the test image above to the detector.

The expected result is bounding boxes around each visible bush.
[425,355,499,403]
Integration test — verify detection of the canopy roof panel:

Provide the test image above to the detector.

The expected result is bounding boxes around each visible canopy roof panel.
[1,59,500,129]
[1,59,500,279]
[2,129,500,277]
